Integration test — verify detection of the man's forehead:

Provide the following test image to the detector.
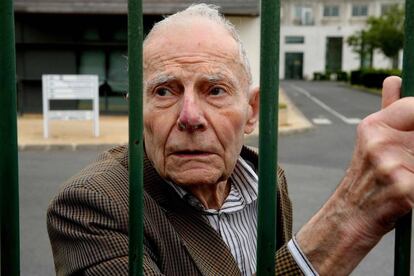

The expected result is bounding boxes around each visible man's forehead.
[142,17,249,87]
[143,18,239,63]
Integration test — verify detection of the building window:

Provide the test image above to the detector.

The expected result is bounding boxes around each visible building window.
[323,5,340,17]
[293,5,314,25]
[285,36,305,44]
[352,4,368,17]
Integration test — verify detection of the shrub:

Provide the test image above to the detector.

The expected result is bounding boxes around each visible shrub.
[313,72,331,81]
[350,70,362,85]
[336,71,349,82]
[360,68,402,88]
[314,71,348,81]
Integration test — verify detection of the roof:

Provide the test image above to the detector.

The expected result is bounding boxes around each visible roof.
[14,0,259,16]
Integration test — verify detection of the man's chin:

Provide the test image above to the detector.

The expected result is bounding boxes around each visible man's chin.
[167,170,222,187]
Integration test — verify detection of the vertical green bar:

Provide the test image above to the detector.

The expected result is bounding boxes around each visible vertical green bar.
[394,0,413,275]
[0,0,21,275]
[128,0,144,275]
[256,0,280,275]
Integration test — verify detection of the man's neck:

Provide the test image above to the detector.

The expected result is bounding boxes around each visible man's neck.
[186,180,231,210]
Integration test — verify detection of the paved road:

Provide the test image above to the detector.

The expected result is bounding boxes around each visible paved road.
[19,81,413,275]
[275,81,413,275]
[19,149,101,276]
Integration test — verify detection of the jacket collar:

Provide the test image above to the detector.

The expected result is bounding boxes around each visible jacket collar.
[116,145,241,275]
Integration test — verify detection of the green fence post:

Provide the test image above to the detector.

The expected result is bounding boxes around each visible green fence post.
[394,0,414,275]
[0,0,20,275]
[256,0,280,275]
[128,0,144,275]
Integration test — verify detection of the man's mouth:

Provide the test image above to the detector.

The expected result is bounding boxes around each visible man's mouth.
[172,150,212,157]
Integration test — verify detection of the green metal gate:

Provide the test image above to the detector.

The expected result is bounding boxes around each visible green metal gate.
[1,0,413,275]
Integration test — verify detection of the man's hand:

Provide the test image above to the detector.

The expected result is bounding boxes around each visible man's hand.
[296,76,414,275]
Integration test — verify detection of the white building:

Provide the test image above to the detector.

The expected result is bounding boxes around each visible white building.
[279,0,404,80]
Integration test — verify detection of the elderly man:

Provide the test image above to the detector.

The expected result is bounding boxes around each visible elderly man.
[47,4,414,276]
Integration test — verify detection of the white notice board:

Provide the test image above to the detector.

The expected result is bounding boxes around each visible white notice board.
[42,75,99,138]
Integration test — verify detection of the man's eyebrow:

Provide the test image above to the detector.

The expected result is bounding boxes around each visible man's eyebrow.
[145,75,176,88]
[202,74,238,88]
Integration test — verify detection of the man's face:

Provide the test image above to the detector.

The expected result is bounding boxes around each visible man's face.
[143,19,259,187]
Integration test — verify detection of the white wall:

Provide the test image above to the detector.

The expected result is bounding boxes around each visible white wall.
[279,0,403,79]
[228,16,261,87]
[228,0,402,83]
[280,25,364,79]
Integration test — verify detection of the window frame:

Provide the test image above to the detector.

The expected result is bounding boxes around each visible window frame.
[352,4,369,17]
[293,5,315,26]
[323,5,340,17]
[285,36,305,44]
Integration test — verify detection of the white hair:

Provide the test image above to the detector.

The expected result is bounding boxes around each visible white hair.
[144,4,253,85]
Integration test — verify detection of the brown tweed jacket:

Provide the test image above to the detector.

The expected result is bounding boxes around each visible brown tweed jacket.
[47,145,303,275]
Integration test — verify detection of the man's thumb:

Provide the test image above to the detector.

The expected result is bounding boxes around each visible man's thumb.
[381,76,402,109]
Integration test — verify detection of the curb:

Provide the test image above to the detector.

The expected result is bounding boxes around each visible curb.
[19,143,121,151]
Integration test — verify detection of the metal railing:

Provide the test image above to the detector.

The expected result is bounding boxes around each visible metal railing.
[0,0,20,275]
[128,0,144,274]
[0,0,412,275]
[257,0,280,274]
[395,0,414,274]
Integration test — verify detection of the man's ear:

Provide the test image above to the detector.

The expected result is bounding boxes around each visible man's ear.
[244,86,260,134]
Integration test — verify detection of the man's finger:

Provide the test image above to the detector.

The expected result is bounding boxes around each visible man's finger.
[382,76,402,109]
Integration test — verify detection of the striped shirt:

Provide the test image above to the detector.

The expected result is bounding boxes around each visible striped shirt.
[168,156,318,276]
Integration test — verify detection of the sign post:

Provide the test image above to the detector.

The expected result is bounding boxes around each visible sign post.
[42,74,100,138]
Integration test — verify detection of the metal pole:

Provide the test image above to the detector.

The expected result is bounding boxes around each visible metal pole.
[128,0,144,274]
[0,0,21,274]
[394,0,413,275]
[256,0,280,275]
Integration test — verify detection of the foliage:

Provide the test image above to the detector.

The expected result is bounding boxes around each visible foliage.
[313,72,329,81]
[347,30,374,69]
[366,5,404,68]
[336,71,349,81]
[347,6,404,69]
[350,68,402,88]
[313,71,348,81]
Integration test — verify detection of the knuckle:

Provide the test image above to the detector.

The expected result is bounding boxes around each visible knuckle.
[394,173,414,199]
[364,136,388,163]
[357,115,382,146]
[375,158,400,180]
[358,114,378,133]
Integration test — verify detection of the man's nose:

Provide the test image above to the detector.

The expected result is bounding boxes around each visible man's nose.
[177,93,207,132]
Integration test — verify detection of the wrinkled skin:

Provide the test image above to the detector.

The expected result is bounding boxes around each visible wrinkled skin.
[143,15,414,274]
[143,18,259,209]
[297,76,414,275]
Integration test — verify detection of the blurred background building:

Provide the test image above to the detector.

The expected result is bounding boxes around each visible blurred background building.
[280,0,404,80]
[14,0,403,114]
[14,0,260,114]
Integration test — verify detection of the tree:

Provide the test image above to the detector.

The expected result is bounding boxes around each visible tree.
[366,5,405,69]
[347,30,374,69]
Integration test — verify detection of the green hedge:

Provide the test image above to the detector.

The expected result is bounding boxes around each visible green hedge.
[313,71,348,81]
[350,69,402,88]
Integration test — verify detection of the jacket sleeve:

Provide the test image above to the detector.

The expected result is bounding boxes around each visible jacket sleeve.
[275,167,304,275]
[47,185,164,276]
[276,245,304,275]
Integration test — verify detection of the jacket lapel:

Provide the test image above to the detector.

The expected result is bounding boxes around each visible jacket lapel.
[240,146,292,246]
[143,155,241,276]
[167,206,241,276]
[116,145,291,274]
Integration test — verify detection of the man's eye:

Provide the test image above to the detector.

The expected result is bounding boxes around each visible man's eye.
[155,87,172,97]
[209,87,226,96]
